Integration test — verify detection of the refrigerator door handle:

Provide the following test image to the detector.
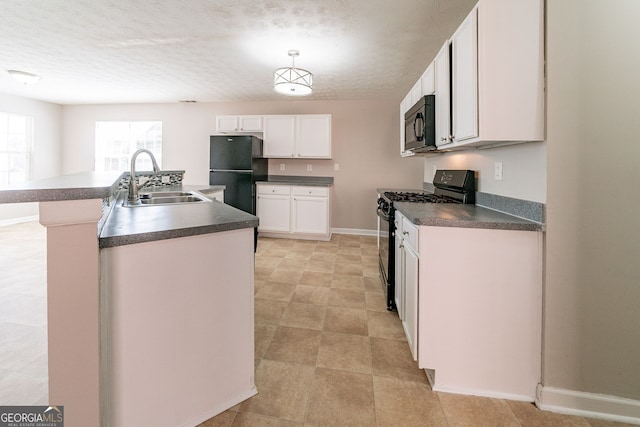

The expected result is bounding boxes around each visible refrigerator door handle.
[210,169,254,173]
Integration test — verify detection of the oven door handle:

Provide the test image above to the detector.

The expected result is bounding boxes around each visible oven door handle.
[414,112,425,141]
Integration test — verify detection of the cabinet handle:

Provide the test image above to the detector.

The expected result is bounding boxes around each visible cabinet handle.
[403,231,409,235]
[399,244,404,249]
[440,137,447,142]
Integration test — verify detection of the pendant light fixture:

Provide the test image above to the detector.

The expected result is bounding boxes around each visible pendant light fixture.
[7,70,42,85]
[273,50,313,96]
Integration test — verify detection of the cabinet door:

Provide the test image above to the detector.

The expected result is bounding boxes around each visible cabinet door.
[291,196,328,235]
[435,41,452,147]
[452,8,478,142]
[410,80,422,107]
[256,194,291,232]
[216,116,238,132]
[238,116,262,132]
[263,115,296,157]
[296,115,332,158]
[403,245,419,361]
[421,63,435,95]
[395,231,404,319]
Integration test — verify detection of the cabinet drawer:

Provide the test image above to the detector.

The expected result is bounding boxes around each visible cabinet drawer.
[401,217,419,254]
[292,186,329,197]
[257,184,290,195]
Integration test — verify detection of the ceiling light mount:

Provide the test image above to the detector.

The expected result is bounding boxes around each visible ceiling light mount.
[274,50,313,96]
[7,70,42,85]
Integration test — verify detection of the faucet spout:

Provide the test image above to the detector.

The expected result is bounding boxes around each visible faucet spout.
[128,149,161,203]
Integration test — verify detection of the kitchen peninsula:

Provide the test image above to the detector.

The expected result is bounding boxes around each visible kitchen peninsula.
[0,172,258,427]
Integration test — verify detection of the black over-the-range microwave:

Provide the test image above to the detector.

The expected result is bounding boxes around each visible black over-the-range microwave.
[404,94,436,153]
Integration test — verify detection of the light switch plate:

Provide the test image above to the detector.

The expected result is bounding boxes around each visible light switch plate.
[307,164,312,171]
[279,164,285,171]
[494,162,503,181]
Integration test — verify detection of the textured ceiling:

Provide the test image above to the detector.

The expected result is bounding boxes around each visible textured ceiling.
[0,0,476,105]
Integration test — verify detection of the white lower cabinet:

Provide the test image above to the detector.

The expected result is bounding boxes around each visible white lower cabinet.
[256,188,291,233]
[257,184,331,240]
[416,225,542,400]
[395,212,419,360]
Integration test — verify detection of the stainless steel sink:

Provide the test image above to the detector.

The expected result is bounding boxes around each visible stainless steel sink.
[123,191,211,207]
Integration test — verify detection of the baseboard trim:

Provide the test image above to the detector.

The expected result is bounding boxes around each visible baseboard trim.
[432,383,534,403]
[0,215,39,227]
[536,384,640,425]
[332,228,377,237]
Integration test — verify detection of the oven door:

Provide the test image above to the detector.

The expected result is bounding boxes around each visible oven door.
[377,202,396,311]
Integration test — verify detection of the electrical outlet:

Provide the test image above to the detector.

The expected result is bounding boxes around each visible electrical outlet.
[334,163,340,171]
[307,164,312,171]
[494,162,503,181]
[161,175,170,184]
[279,164,285,171]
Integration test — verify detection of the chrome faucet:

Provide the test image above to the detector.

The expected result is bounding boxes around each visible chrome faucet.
[128,149,161,203]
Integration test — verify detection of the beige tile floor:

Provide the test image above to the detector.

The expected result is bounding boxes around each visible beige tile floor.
[0,223,633,425]
[200,234,633,427]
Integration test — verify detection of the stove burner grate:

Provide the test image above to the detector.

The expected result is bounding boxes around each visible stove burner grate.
[383,191,460,204]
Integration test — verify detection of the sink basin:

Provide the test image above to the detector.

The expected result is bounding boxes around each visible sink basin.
[140,195,205,204]
[123,191,211,207]
[140,191,193,198]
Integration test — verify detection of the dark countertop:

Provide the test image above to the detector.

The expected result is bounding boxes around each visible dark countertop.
[99,185,257,248]
[377,187,543,232]
[260,175,334,186]
[0,171,124,203]
[0,171,257,246]
[394,202,543,232]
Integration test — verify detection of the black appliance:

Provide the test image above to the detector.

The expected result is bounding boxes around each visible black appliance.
[405,95,436,153]
[377,170,475,310]
[209,135,268,215]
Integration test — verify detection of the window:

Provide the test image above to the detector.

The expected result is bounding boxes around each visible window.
[95,121,162,172]
[0,112,34,186]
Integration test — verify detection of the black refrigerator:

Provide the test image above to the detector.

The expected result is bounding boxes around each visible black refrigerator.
[209,135,268,215]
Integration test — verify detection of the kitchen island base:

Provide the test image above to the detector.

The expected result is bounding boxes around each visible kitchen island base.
[100,227,256,427]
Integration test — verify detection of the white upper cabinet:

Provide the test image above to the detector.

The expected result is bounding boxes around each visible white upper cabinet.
[263,114,331,159]
[262,115,296,157]
[448,0,544,149]
[296,115,332,158]
[216,115,262,133]
[451,8,479,143]
[435,41,451,147]
[401,0,544,153]
[421,63,435,96]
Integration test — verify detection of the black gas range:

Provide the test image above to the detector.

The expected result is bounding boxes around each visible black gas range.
[377,170,475,310]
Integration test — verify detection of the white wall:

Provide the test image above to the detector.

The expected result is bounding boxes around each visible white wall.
[0,93,62,222]
[544,0,640,402]
[423,142,546,203]
[61,100,424,231]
